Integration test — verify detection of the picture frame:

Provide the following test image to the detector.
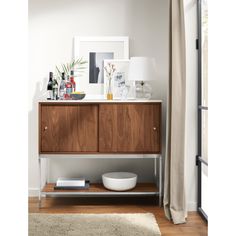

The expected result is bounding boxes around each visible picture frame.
[104,59,135,99]
[74,36,129,98]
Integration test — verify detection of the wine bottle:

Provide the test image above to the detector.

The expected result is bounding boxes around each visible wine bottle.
[47,72,53,100]
[59,72,66,100]
[52,77,58,100]
[70,70,76,92]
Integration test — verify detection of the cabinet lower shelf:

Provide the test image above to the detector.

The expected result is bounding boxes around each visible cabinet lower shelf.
[42,183,159,196]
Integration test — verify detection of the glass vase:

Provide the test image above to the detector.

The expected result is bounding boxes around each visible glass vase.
[107,79,113,100]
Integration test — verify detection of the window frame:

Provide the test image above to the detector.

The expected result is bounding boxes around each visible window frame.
[197,0,208,222]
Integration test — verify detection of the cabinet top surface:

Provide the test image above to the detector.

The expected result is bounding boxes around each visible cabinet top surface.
[39,99,162,104]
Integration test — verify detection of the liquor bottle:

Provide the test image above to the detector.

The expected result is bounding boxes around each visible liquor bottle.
[52,77,58,100]
[70,70,76,92]
[59,72,66,100]
[47,72,53,100]
[65,75,73,96]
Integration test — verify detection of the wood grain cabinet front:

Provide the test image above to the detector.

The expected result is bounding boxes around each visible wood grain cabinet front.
[40,104,98,153]
[99,104,161,153]
[39,102,161,154]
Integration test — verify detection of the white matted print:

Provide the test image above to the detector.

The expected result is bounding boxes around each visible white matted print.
[104,59,135,99]
[74,37,129,97]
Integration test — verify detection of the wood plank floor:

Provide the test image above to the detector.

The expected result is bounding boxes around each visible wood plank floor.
[29,197,207,236]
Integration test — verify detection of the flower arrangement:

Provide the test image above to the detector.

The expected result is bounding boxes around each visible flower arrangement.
[104,62,116,80]
[104,63,116,100]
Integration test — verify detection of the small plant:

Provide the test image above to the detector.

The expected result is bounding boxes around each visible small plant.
[55,58,87,80]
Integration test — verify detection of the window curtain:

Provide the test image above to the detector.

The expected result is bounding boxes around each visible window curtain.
[163,0,187,224]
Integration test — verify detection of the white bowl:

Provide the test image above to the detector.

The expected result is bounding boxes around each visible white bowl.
[102,172,137,191]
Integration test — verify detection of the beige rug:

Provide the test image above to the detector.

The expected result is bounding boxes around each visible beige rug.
[29,213,161,236]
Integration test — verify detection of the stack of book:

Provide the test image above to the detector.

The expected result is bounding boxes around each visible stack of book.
[54,177,90,190]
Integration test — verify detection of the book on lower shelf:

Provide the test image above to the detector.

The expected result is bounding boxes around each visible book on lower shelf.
[56,177,86,187]
[54,178,90,190]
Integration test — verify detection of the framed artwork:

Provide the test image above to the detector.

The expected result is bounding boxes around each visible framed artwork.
[74,36,129,97]
[104,59,135,99]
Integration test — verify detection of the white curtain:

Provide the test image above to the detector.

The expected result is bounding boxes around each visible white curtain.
[163,0,187,224]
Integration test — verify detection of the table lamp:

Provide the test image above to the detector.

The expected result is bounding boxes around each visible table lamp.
[128,57,157,99]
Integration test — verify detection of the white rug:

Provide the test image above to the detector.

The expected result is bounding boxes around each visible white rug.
[29,213,161,236]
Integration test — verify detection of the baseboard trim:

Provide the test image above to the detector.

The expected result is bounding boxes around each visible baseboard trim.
[187,201,197,211]
[29,188,39,197]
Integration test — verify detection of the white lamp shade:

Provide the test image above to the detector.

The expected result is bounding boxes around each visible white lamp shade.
[128,57,157,81]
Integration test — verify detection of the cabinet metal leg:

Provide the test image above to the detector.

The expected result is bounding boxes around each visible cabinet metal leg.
[38,158,41,208]
[154,156,159,206]
[45,158,48,198]
[159,155,162,207]
[154,157,157,182]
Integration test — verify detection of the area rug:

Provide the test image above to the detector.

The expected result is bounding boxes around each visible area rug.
[29,213,161,236]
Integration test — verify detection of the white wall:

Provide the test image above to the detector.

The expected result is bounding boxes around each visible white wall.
[184,0,198,211]
[29,0,197,211]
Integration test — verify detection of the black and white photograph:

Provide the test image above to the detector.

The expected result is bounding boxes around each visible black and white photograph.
[114,72,125,97]
[114,72,125,87]
[113,71,132,99]
[89,52,114,83]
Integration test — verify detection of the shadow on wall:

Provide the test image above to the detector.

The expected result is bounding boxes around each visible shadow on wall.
[28,77,48,189]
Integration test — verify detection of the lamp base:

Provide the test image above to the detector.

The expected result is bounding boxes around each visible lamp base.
[135,81,152,99]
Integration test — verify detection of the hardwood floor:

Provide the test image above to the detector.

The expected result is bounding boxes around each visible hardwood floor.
[29,197,207,236]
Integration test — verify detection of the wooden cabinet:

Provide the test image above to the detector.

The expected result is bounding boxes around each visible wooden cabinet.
[99,104,161,153]
[40,104,98,153]
[39,102,161,154]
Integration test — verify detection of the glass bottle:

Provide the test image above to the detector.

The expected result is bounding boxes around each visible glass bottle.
[65,75,73,97]
[47,72,53,100]
[52,77,58,100]
[70,70,76,92]
[59,72,66,100]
